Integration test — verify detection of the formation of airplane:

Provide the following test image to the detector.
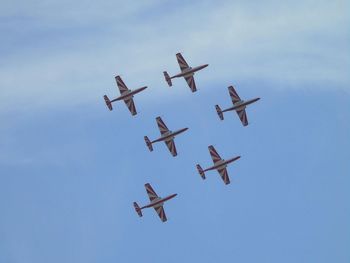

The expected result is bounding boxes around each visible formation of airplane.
[103,76,147,116]
[196,145,241,185]
[215,86,260,126]
[133,183,177,222]
[163,53,208,92]
[144,117,188,157]
[101,53,261,222]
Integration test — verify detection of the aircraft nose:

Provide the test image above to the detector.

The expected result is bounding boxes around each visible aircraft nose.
[234,156,241,161]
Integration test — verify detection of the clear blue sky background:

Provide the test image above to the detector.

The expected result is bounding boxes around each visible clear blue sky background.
[0,1,349,262]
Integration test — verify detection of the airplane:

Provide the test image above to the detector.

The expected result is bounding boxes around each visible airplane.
[163,53,208,92]
[103,75,147,116]
[133,183,177,222]
[144,116,188,157]
[196,145,241,185]
[215,86,260,126]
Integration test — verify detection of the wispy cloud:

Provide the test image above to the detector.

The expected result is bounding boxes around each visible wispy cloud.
[0,0,349,112]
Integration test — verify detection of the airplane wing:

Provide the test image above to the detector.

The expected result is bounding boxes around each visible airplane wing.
[217,167,230,185]
[236,109,248,126]
[176,53,190,72]
[164,139,177,157]
[145,183,159,202]
[123,97,137,116]
[228,86,241,104]
[115,76,129,95]
[156,117,169,135]
[154,205,167,222]
[208,145,222,164]
[184,75,197,92]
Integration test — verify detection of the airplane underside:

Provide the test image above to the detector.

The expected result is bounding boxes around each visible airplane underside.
[174,71,194,78]
[207,163,227,171]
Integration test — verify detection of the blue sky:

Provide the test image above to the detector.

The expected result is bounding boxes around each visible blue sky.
[0,1,349,262]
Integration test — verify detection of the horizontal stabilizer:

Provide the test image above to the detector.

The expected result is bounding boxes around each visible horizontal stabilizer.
[133,202,143,217]
[104,95,113,111]
[163,71,172,87]
[144,136,153,151]
[196,164,206,180]
[215,105,223,120]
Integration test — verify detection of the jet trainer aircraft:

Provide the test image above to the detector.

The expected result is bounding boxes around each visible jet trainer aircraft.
[196,145,241,185]
[133,183,177,222]
[215,86,260,126]
[163,53,208,92]
[103,75,147,116]
[144,117,188,157]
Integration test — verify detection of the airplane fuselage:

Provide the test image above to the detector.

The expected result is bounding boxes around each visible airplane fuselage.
[204,156,241,171]
[152,127,189,143]
[142,193,177,209]
[223,98,260,112]
[172,64,209,78]
[111,86,147,102]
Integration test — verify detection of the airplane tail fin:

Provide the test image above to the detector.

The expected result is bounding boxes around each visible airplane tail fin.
[133,202,143,217]
[215,105,224,120]
[144,136,153,152]
[163,71,172,87]
[196,164,206,180]
[103,95,113,111]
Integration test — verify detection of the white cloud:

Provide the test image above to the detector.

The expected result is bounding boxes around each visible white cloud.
[0,0,349,112]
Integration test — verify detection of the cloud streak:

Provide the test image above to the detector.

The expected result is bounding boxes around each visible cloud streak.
[0,0,349,112]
